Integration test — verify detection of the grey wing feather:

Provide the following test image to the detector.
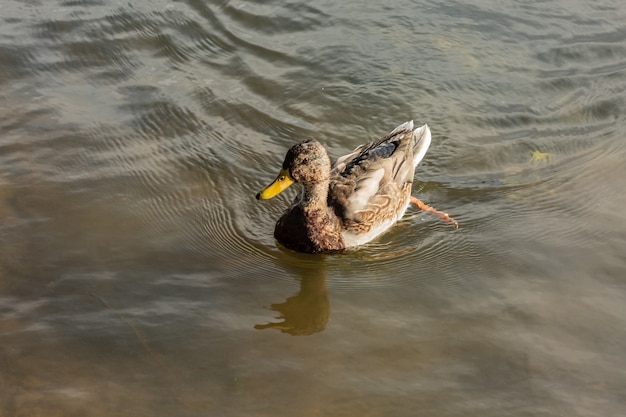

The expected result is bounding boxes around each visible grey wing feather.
[329,121,425,223]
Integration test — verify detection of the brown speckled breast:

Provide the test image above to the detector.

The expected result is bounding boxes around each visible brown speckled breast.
[274,205,345,253]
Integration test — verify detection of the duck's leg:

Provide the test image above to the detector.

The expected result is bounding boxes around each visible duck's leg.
[410,196,459,229]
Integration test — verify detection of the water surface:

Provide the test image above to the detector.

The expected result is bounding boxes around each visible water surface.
[1,0,626,416]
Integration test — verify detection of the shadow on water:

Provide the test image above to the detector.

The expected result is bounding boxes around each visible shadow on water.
[254,260,329,336]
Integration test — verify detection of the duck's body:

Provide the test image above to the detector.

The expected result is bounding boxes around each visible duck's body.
[257,121,433,253]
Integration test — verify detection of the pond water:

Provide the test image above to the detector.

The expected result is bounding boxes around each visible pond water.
[1,0,625,416]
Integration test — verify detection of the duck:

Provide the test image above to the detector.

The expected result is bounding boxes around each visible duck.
[256,121,457,253]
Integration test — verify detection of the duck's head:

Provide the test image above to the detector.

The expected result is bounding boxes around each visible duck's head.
[256,139,331,200]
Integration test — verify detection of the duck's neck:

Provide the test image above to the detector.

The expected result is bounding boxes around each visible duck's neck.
[299,180,330,211]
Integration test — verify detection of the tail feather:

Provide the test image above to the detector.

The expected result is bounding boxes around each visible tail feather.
[411,124,431,167]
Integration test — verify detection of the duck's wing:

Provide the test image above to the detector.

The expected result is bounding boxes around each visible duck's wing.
[329,121,431,230]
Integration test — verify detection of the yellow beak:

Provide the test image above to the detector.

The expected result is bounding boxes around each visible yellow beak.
[256,168,295,200]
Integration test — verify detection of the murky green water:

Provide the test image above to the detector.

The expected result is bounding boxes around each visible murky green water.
[1,0,626,415]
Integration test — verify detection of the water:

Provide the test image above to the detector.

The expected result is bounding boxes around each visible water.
[1,0,625,415]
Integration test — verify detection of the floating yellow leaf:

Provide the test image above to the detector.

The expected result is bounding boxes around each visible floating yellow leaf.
[530,150,551,163]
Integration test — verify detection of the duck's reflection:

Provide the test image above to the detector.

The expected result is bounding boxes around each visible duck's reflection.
[255,268,329,336]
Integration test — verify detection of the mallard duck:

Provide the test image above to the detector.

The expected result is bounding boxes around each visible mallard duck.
[256,121,457,253]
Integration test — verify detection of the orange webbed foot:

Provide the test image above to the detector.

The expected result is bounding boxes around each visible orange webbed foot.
[410,196,459,229]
